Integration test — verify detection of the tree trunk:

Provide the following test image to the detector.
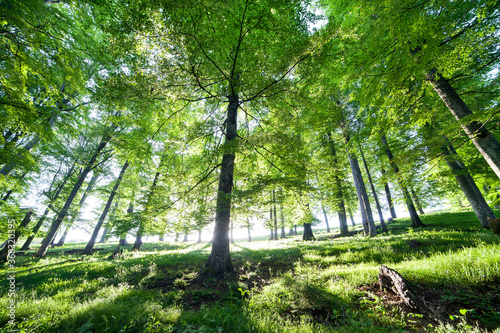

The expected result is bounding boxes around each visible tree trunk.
[410,187,425,215]
[197,230,202,243]
[55,172,99,247]
[247,220,252,242]
[288,227,294,236]
[346,147,376,236]
[381,168,397,219]
[327,135,349,236]
[381,135,425,228]
[441,141,495,228]
[360,146,388,233]
[20,163,76,251]
[182,232,188,242]
[348,208,356,226]
[321,202,331,233]
[205,92,238,277]
[269,228,274,240]
[35,129,115,257]
[342,125,376,236]
[294,225,298,235]
[99,227,110,244]
[0,210,33,261]
[427,68,500,179]
[119,233,127,246]
[272,190,278,240]
[302,223,315,241]
[83,160,129,255]
[279,199,286,238]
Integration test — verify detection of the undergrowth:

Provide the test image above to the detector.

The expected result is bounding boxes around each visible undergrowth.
[0,210,499,332]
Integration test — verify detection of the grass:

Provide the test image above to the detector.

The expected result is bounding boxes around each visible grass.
[0,210,499,332]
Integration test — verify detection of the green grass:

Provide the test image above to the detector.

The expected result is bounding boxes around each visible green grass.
[0,210,499,332]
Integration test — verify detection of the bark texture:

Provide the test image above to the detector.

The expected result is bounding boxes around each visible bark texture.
[381,169,397,219]
[381,135,425,228]
[360,147,388,233]
[441,142,495,228]
[35,129,114,257]
[83,160,129,255]
[302,223,316,241]
[205,93,238,277]
[427,68,500,179]
[0,210,32,261]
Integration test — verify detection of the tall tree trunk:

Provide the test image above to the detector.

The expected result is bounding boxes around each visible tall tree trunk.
[197,230,202,243]
[381,168,397,219]
[205,91,238,277]
[272,190,278,240]
[359,146,388,233]
[35,129,115,257]
[348,208,356,226]
[55,172,99,247]
[327,134,349,236]
[342,124,376,236]
[247,219,252,242]
[410,186,425,215]
[132,157,164,251]
[20,163,76,251]
[288,227,294,236]
[441,140,495,228]
[99,227,110,244]
[0,210,33,261]
[381,135,425,228]
[280,199,286,238]
[321,202,331,233]
[83,161,129,255]
[294,225,298,235]
[174,232,179,242]
[427,68,500,179]
[182,232,188,242]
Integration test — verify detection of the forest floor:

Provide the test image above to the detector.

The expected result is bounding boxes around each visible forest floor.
[0,210,499,332]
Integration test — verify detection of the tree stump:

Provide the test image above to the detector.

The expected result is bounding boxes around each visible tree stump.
[378,265,424,312]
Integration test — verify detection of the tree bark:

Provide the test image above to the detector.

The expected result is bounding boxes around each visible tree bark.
[302,223,315,241]
[272,190,278,240]
[279,199,286,238]
[441,141,495,228]
[427,68,500,179]
[35,128,115,257]
[381,135,425,228]
[381,168,397,219]
[326,134,349,236]
[197,230,202,243]
[20,163,76,251]
[182,232,188,242]
[55,172,99,247]
[348,208,356,226]
[360,146,388,233]
[341,124,376,236]
[0,210,33,261]
[205,92,238,277]
[294,224,298,235]
[247,219,252,242]
[321,202,331,233]
[410,187,425,215]
[83,160,129,255]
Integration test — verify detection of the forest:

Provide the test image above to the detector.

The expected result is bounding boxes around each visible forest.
[1,0,500,332]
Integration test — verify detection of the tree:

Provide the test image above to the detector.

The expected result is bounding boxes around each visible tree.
[35,125,116,257]
[83,160,129,255]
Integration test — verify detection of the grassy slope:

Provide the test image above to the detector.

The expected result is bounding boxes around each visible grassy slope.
[0,211,499,332]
